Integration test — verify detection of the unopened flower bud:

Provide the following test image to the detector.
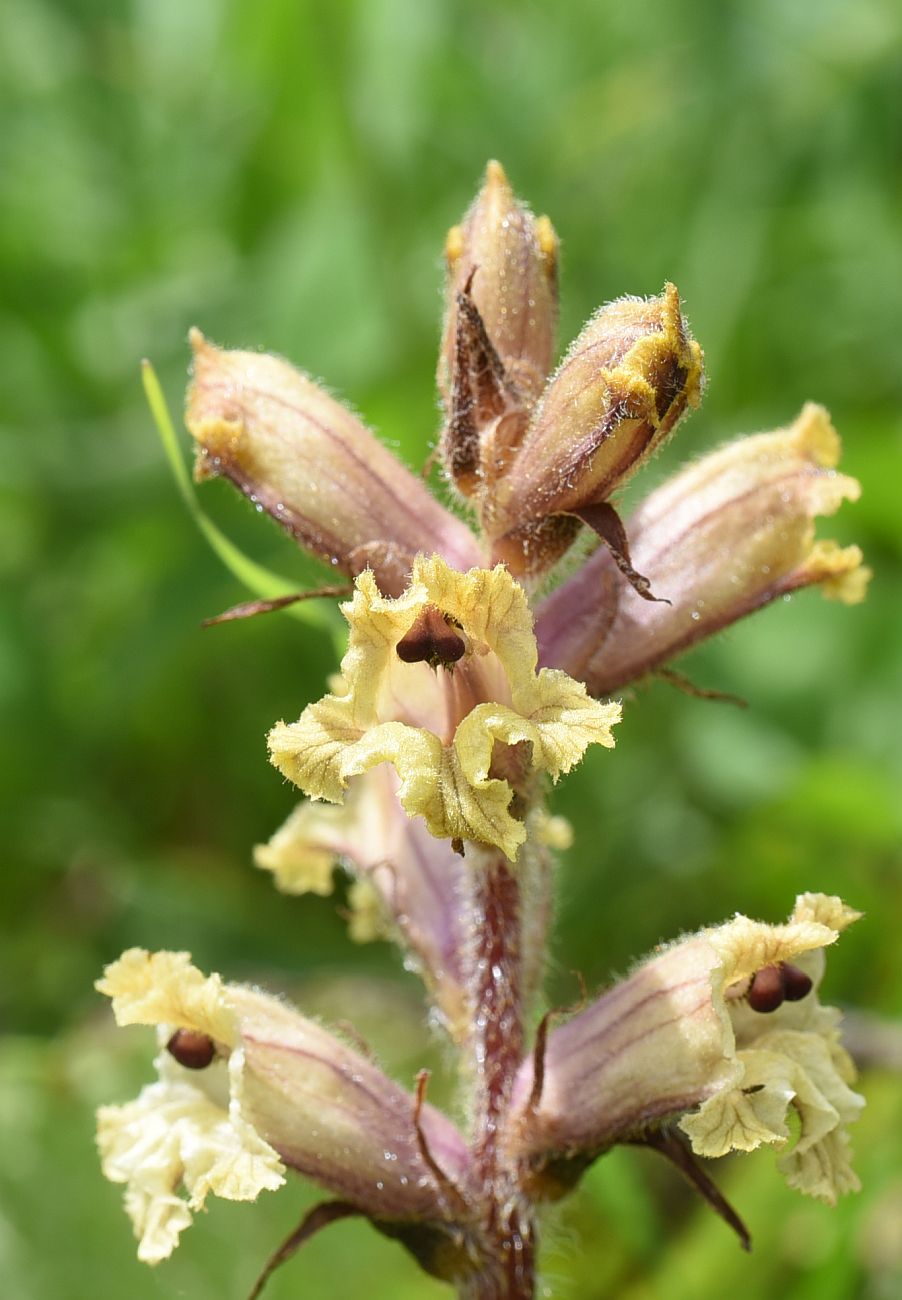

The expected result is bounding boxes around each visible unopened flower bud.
[186,330,481,595]
[485,284,703,576]
[438,160,558,410]
[506,895,862,1207]
[535,403,869,694]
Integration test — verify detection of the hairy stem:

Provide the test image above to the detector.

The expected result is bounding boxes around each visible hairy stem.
[460,847,536,1299]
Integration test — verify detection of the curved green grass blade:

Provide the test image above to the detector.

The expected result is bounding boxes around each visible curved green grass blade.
[142,359,343,642]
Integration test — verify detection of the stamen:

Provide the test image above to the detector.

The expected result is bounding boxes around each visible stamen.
[396,605,466,668]
[747,961,814,1013]
[747,965,785,1013]
[166,1028,216,1069]
[781,962,814,1002]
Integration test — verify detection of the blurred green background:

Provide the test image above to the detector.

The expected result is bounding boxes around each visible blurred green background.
[2,0,901,1296]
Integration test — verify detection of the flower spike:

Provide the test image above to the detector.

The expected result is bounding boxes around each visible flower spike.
[107,161,870,1293]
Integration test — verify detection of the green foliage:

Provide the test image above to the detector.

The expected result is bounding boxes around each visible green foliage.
[1,0,900,1295]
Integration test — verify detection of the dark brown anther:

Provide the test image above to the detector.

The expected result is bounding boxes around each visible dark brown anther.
[166,1028,216,1070]
[395,605,466,669]
[781,962,814,1002]
[747,965,785,1013]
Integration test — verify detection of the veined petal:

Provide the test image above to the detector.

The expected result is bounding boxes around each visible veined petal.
[269,556,620,858]
[525,670,620,776]
[269,702,366,804]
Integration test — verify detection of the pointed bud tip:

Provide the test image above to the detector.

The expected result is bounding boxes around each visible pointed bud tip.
[445,224,464,265]
[484,159,510,191]
[535,215,559,266]
[188,327,218,367]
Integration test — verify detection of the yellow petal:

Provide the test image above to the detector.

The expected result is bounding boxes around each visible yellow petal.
[253,801,344,895]
[679,1074,791,1156]
[351,715,526,857]
[525,670,621,777]
[791,893,863,932]
[707,911,840,988]
[346,878,390,943]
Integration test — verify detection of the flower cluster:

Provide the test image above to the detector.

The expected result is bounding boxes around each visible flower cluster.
[100,163,868,1295]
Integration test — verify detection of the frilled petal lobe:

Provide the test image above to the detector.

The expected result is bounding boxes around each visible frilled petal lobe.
[96,950,472,1263]
[97,948,238,1047]
[268,556,620,858]
[507,894,862,1206]
[536,404,869,693]
[97,1058,286,1263]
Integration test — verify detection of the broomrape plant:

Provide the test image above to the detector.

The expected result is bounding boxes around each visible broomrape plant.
[98,162,869,1298]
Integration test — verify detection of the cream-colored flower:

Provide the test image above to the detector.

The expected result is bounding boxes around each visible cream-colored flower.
[268,554,620,859]
[97,948,471,1263]
[96,951,284,1263]
[681,893,864,1203]
[510,894,863,1207]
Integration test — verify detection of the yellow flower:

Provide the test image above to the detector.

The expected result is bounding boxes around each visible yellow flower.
[680,893,864,1203]
[97,949,470,1263]
[268,554,620,860]
[510,894,863,1206]
[96,951,284,1263]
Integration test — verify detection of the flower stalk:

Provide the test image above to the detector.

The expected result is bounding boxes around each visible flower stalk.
[102,162,870,1297]
[462,848,536,1299]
